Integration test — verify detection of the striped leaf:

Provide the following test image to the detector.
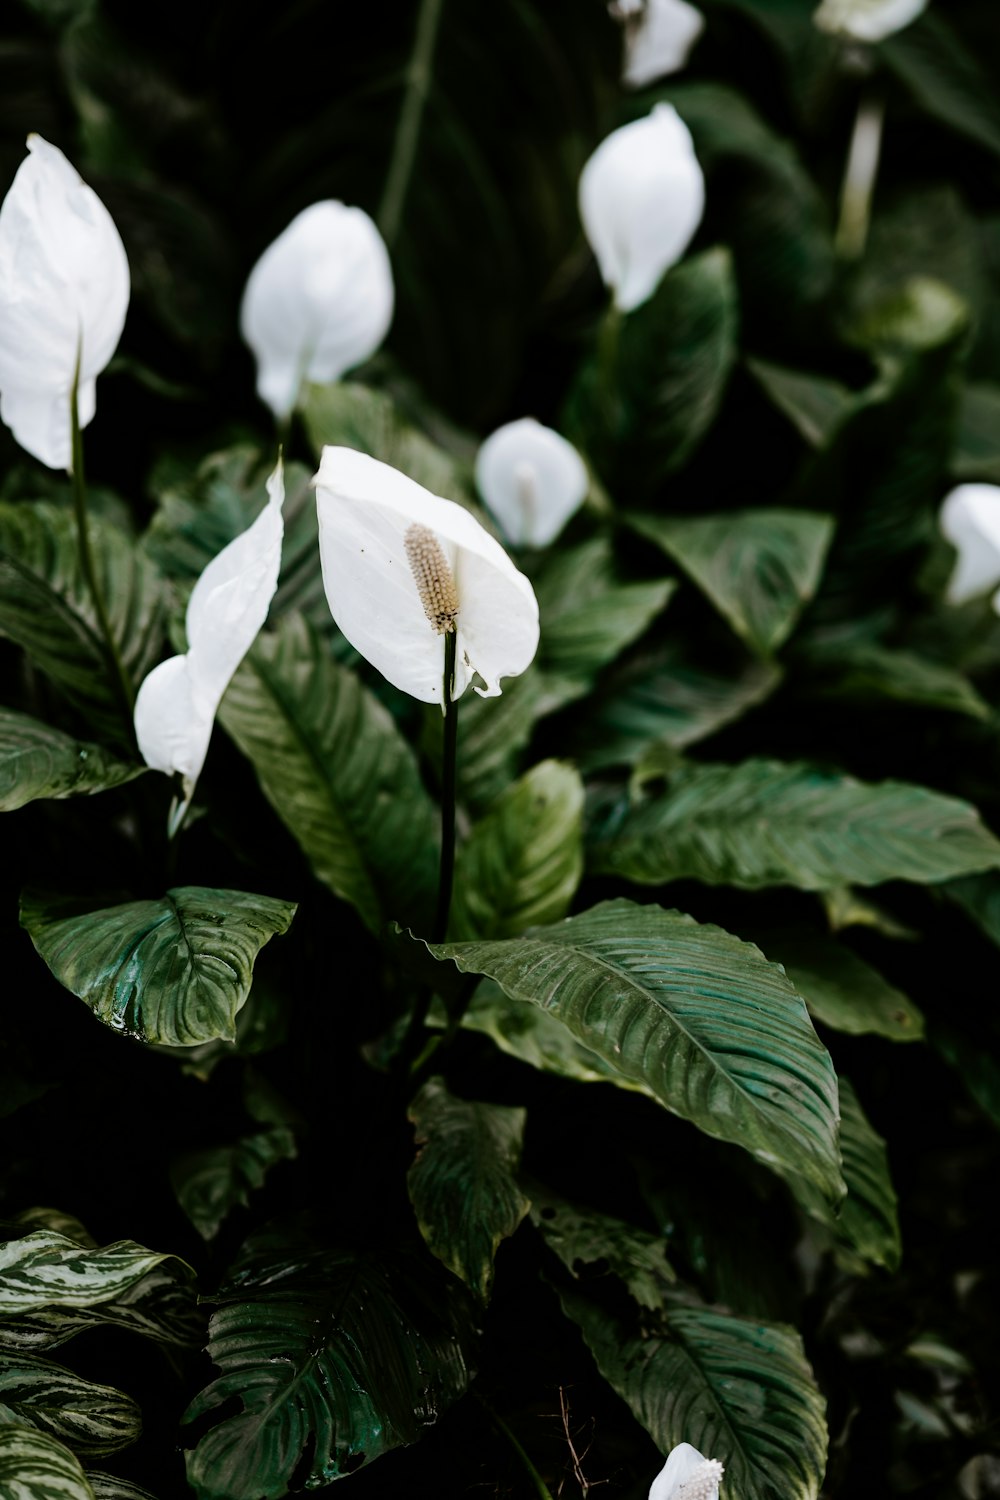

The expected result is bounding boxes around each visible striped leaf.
[0,1355,140,1457]
[0,1424,95,1499]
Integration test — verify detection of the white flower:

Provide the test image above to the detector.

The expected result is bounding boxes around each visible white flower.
[649,1442,725,1500]
[613,0,705,87]
[475,418,589,547]
[240,201,394,420]
[579,105,705,314]
[314,447,539,705]
[940,484,1000,606]
[813,0,928,43]
[0,134,129,470]
[134,459,285,813]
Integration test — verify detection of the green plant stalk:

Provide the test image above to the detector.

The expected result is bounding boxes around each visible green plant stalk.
[378,0,445,248]
[835,91,885,262]
[432,627,458,944]
[475,1394,555,1500]
[70,354,136,733]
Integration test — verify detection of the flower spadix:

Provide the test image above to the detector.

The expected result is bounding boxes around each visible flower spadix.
[612,0,705,87]
[134,460,285,818]
[314,447,539,705]
[814,0,928,43]
[240,201,394,419]
[940,484,1000,606]
[0,134,129,469]
[649,1443,724,1500]
[579,104,704,314]
[475,418,588,547]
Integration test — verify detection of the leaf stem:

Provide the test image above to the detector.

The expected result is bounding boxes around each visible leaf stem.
[475,1393,555,1500]
[377,0,445,249]
[433,628,458,944]
[70,354,136,735]
[835,90,885,262]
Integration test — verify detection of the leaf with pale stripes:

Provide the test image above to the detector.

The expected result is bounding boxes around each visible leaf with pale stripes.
[0,1355,140,1458]
[0,1234,190,1322]
[0,1423,95,1499]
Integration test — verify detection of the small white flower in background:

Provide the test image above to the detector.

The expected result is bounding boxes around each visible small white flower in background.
[314,447,539,705]
[940,484,1000,606]
[579,104,705,314]
[813,0,928,43]
[240,201,394,420]
[134,459,285,824]
[0,134,129,470]
[611,0,705,88]
[475,418,589,547]
[649,1442,725,1500]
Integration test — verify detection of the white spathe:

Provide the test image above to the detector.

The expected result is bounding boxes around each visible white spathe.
[579,104,705,313]
[314,447,540,705]
[475,418,589,547]
[134,460,286,806]
[649,1442,725,1500]
[240,201,394,419]
[0,134,129,470]
[814,0,928,43]
[614,0,705,87]
[940,484,1000,606]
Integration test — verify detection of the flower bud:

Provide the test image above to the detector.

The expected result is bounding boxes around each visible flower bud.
[940,483,1000,606]
[612,0,705,88]
[475,418,588,547]
[813,0,928,43]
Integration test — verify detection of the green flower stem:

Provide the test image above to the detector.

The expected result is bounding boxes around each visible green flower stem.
[475,1394,555,1500]
[378,0,445,249]
[433,627,458,945]
[835,90,885,262]
[70,357,136,735]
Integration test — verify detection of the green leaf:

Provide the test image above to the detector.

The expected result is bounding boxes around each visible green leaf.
[407,1078,529,1302]
[219,614,439,934]
[0,711,144,812]
[534,538,675,683]
[0,1261,201,1355]
[86,1476,158,1500]
[883,12,1000,161]
[451,761,583,941]
[747,358,853,448]
[944,872,1000,948]
[630,509,835,656]
[425,899,844,1202]
[591,759,1000,891]
[758,930,924,1042]
[0,502,164,742]
[952,383,1000,482]
[170,1129,298,1242]
[797,644,989,720]
[0,1355,141,1458]
[531,1195,675,1309]
[0,1424,95,1499]
[20,887,296,1047]
[183,1235,476,1497]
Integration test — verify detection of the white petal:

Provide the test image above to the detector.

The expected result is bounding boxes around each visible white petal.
[813,0,927,42]
[475,418,589,546]
[579,105,705,313]
[240,202,394,419]
[314,447,539,704]
[134,654,213,785]
[0,135,129,467]
[940,484,1000,605]
[649,1443,723,1500]
[621,0,705,87]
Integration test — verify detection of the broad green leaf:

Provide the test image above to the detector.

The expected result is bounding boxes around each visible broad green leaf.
[425,899,844,1202]
[0,1355,140,1458]
[0,1424,95,1499]
[884,13,1000,161]
[0,1234,190,1321]
[86,1477,158,1500]
[757,930,924,1042]
[448,664,583,811]
[591,759,1000,891]
[534,538,675,683]
[170,1129,298,1241]
[747,358,852,448]
[219,614,439,934]
[531,1196,675,1309]
[183,1236,477,1497]
[557,1283,828,1500]
[630,509,834,656]
[451,761,583,941]
[798,644,989,720]
[20,888,296,1047]
[407,1078,530,1302]
[0,502,164,742]
[952,383,1000,482]
[945,872,1000,948]
[0,711,144,812]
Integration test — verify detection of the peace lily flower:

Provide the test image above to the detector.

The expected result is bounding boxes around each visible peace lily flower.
[940,484,1000,606]
[314,447,539,705]
[611,0,705,87]
[134,460,285,824]
[579,104,705,313]
[0,134,129,470]
[649,1442,725,1500]
[814,0,928,43]
[240,201,394,420]
[475,418,588,547]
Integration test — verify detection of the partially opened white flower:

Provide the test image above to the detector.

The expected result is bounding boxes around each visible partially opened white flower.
[612,0,705,87]
[240,201,394,420]
[579,105,705,313]
[134,460,285,818]
[649,1442,724,1500]
[940,484,1000,606]
[0,134,129,470]
[314,447,539,705]
[813,0,928,43]
[475,418,588,547]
